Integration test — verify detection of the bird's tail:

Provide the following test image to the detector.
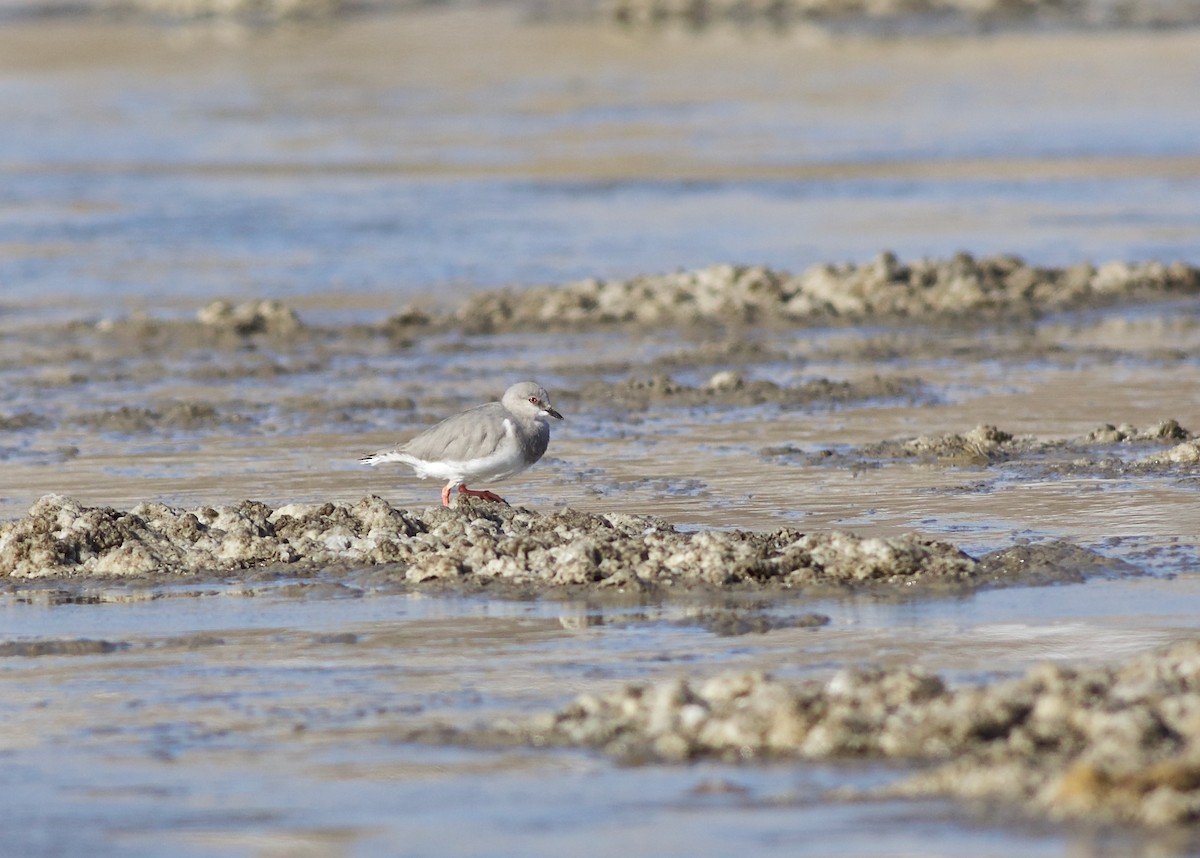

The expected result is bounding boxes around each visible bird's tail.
[359,450,412,467]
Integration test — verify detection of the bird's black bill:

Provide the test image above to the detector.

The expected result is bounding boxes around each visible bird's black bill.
[547,407,564,420]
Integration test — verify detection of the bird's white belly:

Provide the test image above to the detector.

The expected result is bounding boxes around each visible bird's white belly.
[409,447,525,485]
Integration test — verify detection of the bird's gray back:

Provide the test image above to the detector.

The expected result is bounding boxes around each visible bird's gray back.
[401,402,511,464]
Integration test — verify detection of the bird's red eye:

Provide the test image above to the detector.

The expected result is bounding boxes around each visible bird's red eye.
[528,396,538,405]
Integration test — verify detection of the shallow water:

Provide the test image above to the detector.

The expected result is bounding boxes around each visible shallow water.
[3,4,1200,855]
[3,11,1200,313]
[3,578,1200,856]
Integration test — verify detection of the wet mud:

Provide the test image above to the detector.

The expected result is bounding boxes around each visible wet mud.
[73,402,239,434]
[569,372,928,411]
[4,252,1199,449]
[4,257,1188,843]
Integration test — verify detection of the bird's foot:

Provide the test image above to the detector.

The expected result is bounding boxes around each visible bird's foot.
[458,485,509,505]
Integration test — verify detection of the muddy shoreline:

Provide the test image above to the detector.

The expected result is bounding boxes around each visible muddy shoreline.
[1,486,1195,837]
[3,252,1199,436]
[3,252,1198,536]
[0,237,1198,850]
[3,4,1200,851]
[405,255,1200,334]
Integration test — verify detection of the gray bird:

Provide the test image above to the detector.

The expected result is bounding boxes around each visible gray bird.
[360,381,563,507]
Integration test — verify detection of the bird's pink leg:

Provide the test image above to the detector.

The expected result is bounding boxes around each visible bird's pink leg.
[458,484,508,505]
[441,483,454,507]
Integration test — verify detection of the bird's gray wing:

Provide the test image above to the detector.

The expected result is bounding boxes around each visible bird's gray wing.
[400,402,510,463]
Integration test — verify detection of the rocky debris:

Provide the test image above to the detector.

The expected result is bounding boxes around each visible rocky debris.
[507,638,1200,826]
[0,412,46,431]
[0,638,127,657]
[446,255,1200,334]
[0,494,1126,591]
[1146,441,1200,466]
[765,423,1022,466]
[765,420,1195,469]
[868,424,1018,465]
[600,0,1200,31]
[680,607,831,636]
[73,402,234,433]
[13,256,1198,364]
[570,372,925,411]
[380,305,435,342]
[71,0,350,23]
[79,303,325,359]
[197,300,303,336]
[1087,419,1191,444]
[454,264,789,332]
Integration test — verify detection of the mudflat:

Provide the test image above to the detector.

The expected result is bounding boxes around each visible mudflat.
[2,5,1200,856]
